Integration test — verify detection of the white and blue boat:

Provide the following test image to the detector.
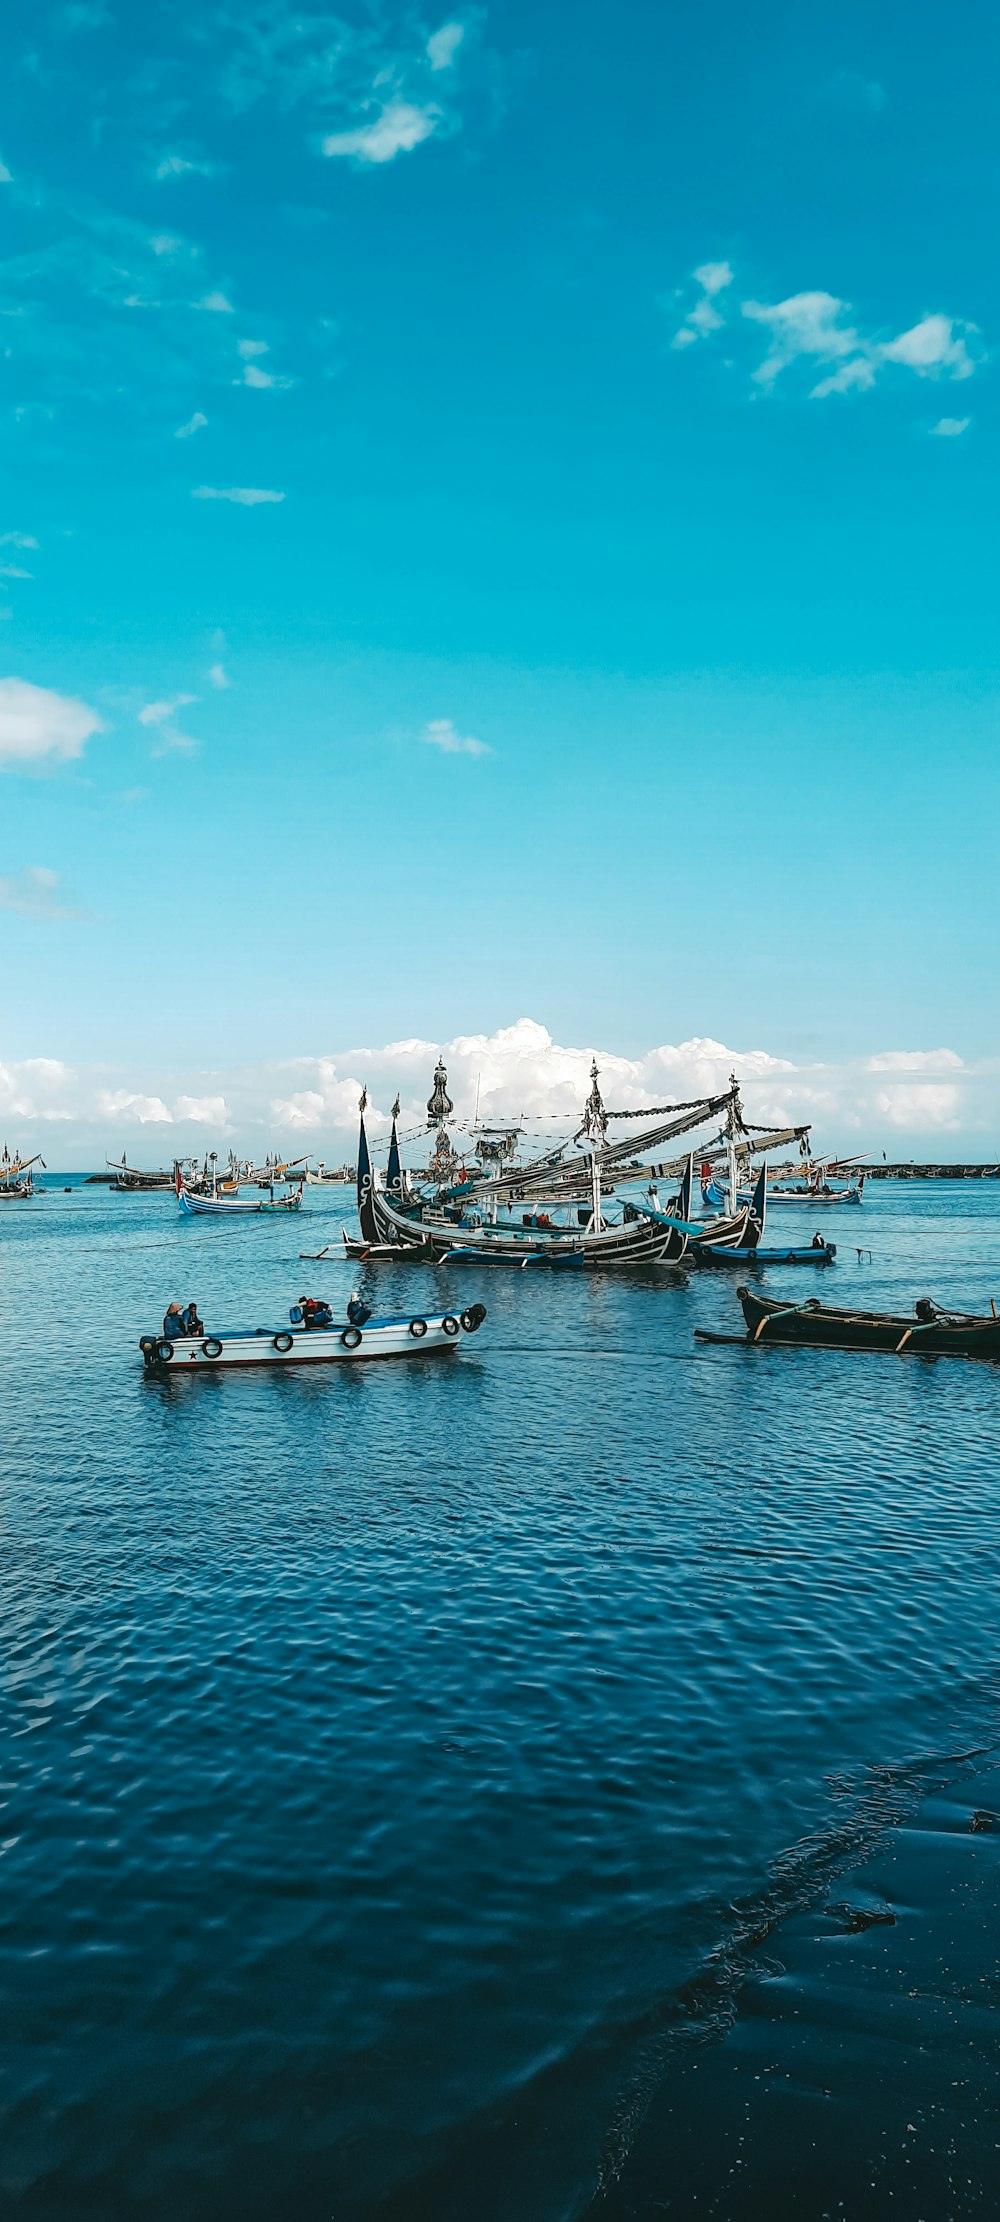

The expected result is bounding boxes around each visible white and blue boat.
[141,1300,487,1371]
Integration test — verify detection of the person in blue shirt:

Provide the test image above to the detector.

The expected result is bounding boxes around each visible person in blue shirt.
[162,1302,184,1337]
[183,1300,204,1334]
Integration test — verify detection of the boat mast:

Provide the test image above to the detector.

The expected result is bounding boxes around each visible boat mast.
[580,1059,609,1233]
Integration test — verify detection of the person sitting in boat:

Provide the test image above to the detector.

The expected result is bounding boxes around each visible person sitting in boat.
[183,1299,204,1335]
[347,1291,372,1328]
[811,1231,826,1250]
[162,1302,184,1338]
[299,1295,334,1330]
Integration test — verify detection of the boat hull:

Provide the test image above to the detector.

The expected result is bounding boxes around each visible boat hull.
[735,1287,1000,1359]
[696,1243,836,1266]
[141,1308,486,1371]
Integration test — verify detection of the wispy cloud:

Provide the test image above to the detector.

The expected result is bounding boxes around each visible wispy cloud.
[193,485,285,505]
[0,564,33,581]
[671,260,733,349]
[422,716,492,758]
[154,151,218,182]
[930,415,971,437]
[0,677,103,769]
[207,662,230,688]
[822,68,887,115]
[175,410,208,438]
[138,693,201,754]
[427,21,465,71]
[0,158,12,185]
[138,694,197,727]
[323,100,442,165]
[0,865,89,920]
[0,531,39,550]
[673,259,983,402]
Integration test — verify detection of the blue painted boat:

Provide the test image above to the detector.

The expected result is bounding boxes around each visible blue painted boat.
[695,1239,837,1266]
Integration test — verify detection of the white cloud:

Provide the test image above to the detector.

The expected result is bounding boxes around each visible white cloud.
[866,1049,964,1074]
[196,291,234,313]
[742,288,980,399]
[0,159,12,186]
[0,677,103,768]
[99,1089,172,1124]
[237,338,268,358]
[0,1019,992,1156]
[193,485,285,505]
[0,865,88,920]
[672,259,734,348]
[0,532,39,549]
[422,716,492,757]
[322,100,442,165]
[930,416,970,437]
[0,564,33,580]
[174,1094,228,1123]
[175,410,207,438]
[238,362,292,389]
[678,263,984,404]
[427,21,465,70]
[138,694,197,727]
[155,153,216,182]
[207,662,230,688]
[875,1084,960,1129]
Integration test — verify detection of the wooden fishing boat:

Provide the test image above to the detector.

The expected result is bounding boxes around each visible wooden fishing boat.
[176,1168,302,1216]
[695,1238,837,1266]
[727,1287,1000,1359]
[0,1146,44,1199]
[107,1153,174,1192]
[140,1301,487,1371]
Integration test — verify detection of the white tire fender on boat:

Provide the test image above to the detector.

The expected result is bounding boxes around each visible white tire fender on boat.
[156,1339,175,1362]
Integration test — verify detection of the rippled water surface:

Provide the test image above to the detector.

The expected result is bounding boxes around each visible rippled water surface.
[2,1180,999,2218]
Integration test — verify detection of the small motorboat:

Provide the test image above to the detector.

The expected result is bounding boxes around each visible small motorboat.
[707,1288,1000,1361]
[140,1301,487,1372]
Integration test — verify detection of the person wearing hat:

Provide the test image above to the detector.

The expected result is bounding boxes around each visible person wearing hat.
[162,1301,184,1338]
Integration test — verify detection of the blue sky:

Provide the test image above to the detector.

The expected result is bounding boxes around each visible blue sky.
[1,0,997,1153]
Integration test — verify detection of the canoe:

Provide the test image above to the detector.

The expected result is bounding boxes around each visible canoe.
[730,1287,1000,1359]
[695,1241,837,1266]
[140,1303,487,1371]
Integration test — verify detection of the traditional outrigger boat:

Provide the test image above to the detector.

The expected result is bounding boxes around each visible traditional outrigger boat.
[343,1067,741,1269]
[0,1146,44,1199]
[107,1153,174,1192]
[140,1300,487,1371]
[175,1166,302,1216]
[713,1288,1000,1360]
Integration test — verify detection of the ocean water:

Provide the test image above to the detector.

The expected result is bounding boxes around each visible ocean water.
[2,1178,999,2219]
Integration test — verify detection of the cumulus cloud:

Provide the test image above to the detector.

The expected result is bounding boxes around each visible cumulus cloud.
[930,416,970,437]
[0,676,103,769]
[322,101,442,165]
[427,21,465,70]
[193,485,285,505]
[422,716,492,757]
[0,865,88,920]
[0,1020,991,1157]
[175,410,207,438]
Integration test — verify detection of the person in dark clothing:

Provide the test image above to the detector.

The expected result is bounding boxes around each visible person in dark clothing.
[183,1300,204,1335]
[347,1292,372,1328]
[163,1302,184,1337]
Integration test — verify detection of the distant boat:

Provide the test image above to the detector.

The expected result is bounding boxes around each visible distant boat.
[107,1153,174,1192]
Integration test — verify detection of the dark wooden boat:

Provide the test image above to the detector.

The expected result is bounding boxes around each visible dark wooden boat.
[730,1287,1000,1360]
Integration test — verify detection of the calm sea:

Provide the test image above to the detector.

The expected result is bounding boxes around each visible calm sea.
[2,1178,999,2219]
